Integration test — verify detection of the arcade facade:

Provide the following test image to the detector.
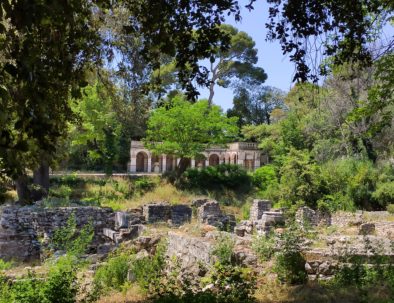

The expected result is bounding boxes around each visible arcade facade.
[128,141,268,173]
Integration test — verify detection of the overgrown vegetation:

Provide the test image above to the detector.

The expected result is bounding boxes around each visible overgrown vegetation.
[0,216,94,303]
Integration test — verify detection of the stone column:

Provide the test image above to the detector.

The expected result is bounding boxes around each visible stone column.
[254,159,260,170]
[191,159,195,168]
[205,159,209,167]
[130,153,137,173]
[147,155,152,173]
[162,155,167,172]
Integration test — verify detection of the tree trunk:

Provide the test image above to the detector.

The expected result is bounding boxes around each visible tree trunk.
[208,81,215,106]
[33,161,50,191]
[15,174,30,204]
[176,157,190,177]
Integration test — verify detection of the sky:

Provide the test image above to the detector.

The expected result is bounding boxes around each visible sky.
[198,0,296,111]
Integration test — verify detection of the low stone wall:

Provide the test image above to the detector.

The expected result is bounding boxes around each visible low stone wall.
[0,205,114,261]
[331,211,363,227]
[143,202,192,226]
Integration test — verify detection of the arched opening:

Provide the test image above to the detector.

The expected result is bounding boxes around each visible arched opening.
[209,154,220,166]
[136,152,148,172]
[244,159,254,171]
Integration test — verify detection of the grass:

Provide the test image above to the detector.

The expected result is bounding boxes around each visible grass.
[96,285,146,303]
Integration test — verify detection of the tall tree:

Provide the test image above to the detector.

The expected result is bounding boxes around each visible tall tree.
[0,0,103,202]
[206,24,267,105]
[265,0,394,82]
[227,86,285,127]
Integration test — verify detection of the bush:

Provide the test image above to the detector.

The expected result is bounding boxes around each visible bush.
[252,165,278,191]
[93,253,130,292]
[274,224,307,284]
[51,214,93,256]
[277,149,327,208]
[372,181,394,208]
[211,234,235,265]
[252,234,275,262]
[0,260,12,271]
[387,204,394,214]
[132,240,167,292]
[49,185,72,199]
[182,164,252,191]
[322,158,380,210]
[135,177,157,193]
[0,256,79,303]
[41,256,79,303]
[204,263,256,303]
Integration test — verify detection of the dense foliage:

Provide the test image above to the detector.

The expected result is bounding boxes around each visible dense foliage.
[182,164,252,192]
[145,95,238,173]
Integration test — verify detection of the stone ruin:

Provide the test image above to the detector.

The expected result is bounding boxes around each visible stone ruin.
[234,199,285,237]
[197,200,236,231]
[295,206,331,227]
[142,202,192,226]
[0,205,114,261]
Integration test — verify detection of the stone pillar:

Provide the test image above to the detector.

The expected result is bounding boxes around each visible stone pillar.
[250,199,272,221]
[205,159,209,167]
[147,156,152,173]
[177,158,181,166]
[254,159,260,170]
[191,159,195,168]
[162,155,167,172]
[130,154,137,173]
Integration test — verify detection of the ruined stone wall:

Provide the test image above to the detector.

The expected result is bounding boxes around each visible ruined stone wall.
[0,205,114,261]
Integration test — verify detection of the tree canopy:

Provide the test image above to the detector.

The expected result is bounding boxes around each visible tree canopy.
[144,95,238,173]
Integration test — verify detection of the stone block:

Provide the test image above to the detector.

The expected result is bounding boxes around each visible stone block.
[143,202,172,223]
[295,206,317,226]
[171,204,192,226]
[103,228,118,242]
[198,201,222,222]
[261,211,285,226]
[191,198,211,208]
[115,212,130,230]
[250,199,272,221]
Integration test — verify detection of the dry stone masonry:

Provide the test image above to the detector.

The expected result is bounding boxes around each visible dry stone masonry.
[0,205,114,261]
[197,200,236,231]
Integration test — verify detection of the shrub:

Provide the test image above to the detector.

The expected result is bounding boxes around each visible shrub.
[205,263,256,303]
[0,256,80,303]
[252,234,275,261]
[387,204,394,214]
[211,234,235,265]
[132,240,167,292]
[7,271,45,303]
[49,185,72,199]
[182,164,252,191]
[51,214,94,256]
[0,260,12,271]
[278,149,327,208]
[252,165,278,191]
[93,254,130,292]
[41,256,79,303]
[135,177,157,193]
[274,224,307,284]
[372,181,394,208]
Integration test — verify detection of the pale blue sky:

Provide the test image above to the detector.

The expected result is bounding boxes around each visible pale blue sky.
[198,0,295,110]
[198,1,394,111]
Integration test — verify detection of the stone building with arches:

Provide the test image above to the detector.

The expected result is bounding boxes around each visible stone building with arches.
[128,141,268,173]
